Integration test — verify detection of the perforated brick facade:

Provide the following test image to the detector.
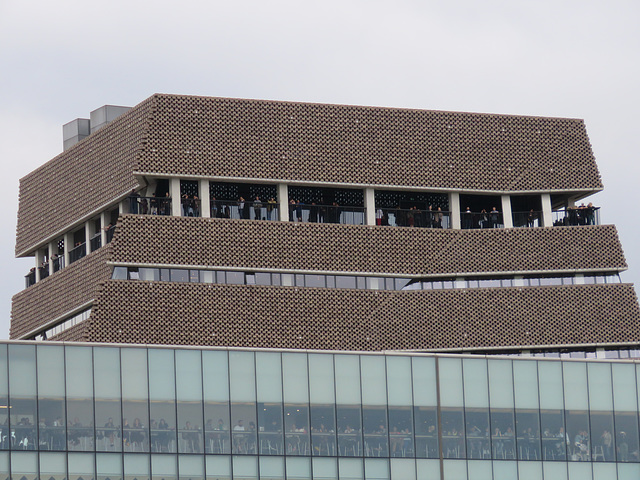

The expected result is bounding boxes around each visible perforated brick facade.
[16,94,602,256]
[82,281,640,351]
[111,215,627,275]
[10,246,113,339]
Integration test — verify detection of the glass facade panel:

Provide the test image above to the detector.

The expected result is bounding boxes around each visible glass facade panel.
[335,356,362,457]
[176,350,204,454]
[563,362,590,462]
[124,453,150,480]
[309,354,336,457]
[513,360,541,462]
[205,455,231,480]
[40,452,67,480]
[467,460,491,480]
[148,349,176,453]
[412,357,437,460]
[415,459,439,480]
[441,459,467,480]
[229,352,257,454]
[259,456,284,480]
[203,350,230,454]
[283,354,310,457]
[121,349,150,453]
[463,359,489,460]
[256,353,283,456]
[66,347,95,452]
[96,453,123,480]
[588,363,615,462]
[151,454,176,480]
[0,346,7,452]
[11,452,37,480]
[232,455,258,479]
[68,452,95,480]
[517,461,543,480]
[488,360,515,460]
[361,356,389,458]
[286,457,311,480]
[37,346,66,451]
[338,458,363,480]
[9,345,38,452]
[312,458,337,480]
[538,361,567,461]
[613,364,639,463]
[179,455,204,480]
[365,459,389,480]
[94,348,122,452]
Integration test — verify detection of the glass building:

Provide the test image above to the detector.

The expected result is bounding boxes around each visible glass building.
[2,341,640,480]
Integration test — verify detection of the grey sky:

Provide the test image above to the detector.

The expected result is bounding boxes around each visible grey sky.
[1,0,638,338]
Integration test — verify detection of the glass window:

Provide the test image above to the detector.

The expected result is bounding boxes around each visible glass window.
[338,458,363,480]
[295,274,305,287]
[411,357,437,459]
[66,347,95,452]
[260,456,284,480]
[151,454,176,480]
[203,350,230,454]
[335,355,362,457]
[206,455,231,480]
[286,457,311,480]
[488,360,515,460]
[283,353,310,456]
[149,349,177,453]
[9,345,38,452]
[226,271,245,285]
[309,354,336,457]
[36,346,66,451]
[201,270,215,284]
[139,268,160,281]
[588,363,614,462]
[179,455,204,480]
[124,453,150,480]
[112,266,128,280]
[538,360,567,461]
[366,459,390,480]
[513,360,541,462]
[272,273,282,286]
[121,348,150,453]
[190,270,201,283]
[312,457,338,480]
[612,364,640,463]
[256,352,283,456]
[176,350,204,454]
[563,362,590,462]
[305,275,326,288]
[160,268,170,282]
[40,452,67,480]
[68,452,95,480]
[94,347,122,452]
[171,269,189,282]
[230,352,257,454]
[232,456,258,480]
[97,453,122,480]
[439,358,465,459]
[360,356,389,458]
[336,276,356,289]
[256,273,271,286]
[282,274,294,287]
[326,276,336,289]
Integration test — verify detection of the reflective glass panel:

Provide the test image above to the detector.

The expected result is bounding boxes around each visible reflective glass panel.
[8,345,37,452]
[309,354,336,457]
[94,347,122,452]
[121,348,150,453]
[66,347,95,452]
[176,350,204,454]
[256,352,283,456]
[148,349,176,453]
[36,346,66,451]
[203,350,230,454]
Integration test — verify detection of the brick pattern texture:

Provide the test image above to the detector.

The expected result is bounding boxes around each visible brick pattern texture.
[111,216,626,275]
[84,282,640,351]
[10,246,113,339]
[16,93,602,255]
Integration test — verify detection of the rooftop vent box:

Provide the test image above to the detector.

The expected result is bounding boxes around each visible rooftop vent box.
[90,105,131,133]
[62,118,90,151]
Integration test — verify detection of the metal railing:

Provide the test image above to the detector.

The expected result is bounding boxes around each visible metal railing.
[380,208,451,229]
[69,242,86,264]
[129,196,172,216]
[105,225,116,243]
[25,270,36,288]
[553,206,600,226]
[461,211,503,229]
[90,233,102,251]
[212,200,279,221]
[181,197,202,217]
[512,211,543,228]
[289,204,365,225]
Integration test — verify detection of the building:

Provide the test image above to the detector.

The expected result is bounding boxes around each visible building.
[4,94,640,479]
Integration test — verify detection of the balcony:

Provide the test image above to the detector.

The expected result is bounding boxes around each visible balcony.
[129,196,172,216]
[69,242,86,264]
[380,207,451,229]
[553,206,600,226]
[461,210,503,229]
[512,210,543,228]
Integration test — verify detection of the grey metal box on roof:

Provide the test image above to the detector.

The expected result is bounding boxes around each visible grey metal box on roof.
[89,104,131,133]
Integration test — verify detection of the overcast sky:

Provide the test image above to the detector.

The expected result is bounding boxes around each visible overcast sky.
[0,0,638,338]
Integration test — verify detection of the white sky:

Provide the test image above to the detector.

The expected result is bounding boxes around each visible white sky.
[0,0,638,338]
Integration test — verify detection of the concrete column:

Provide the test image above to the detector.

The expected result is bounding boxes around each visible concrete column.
[449,192,461,229]
[541,193,552,227]
[118,201,125,214]
[34,250,44,282]
[364,187,376,226]
[170,178,181,216]
[199,179,211,218]
[64,232,72,268]
[278,183,289,222]
[85,221,93,254]
[501,194,513,228]
[100,212,108,246]
[48,242,55,276]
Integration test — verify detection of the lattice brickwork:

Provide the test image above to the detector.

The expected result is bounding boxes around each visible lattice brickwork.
[10,246,113,339]
[85,282,640,351]
[111,216,626,275]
